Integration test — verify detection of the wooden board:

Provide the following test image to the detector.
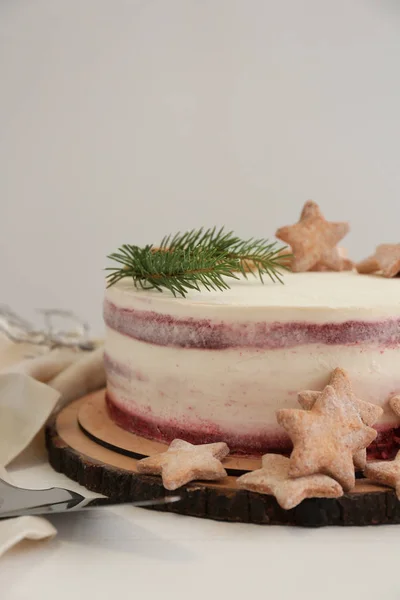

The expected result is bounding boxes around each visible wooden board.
[45,392,400,527]
[77,390,261,473]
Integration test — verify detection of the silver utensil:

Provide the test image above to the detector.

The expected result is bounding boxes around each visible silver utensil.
[0,478,180,519]
[0,305,95,351]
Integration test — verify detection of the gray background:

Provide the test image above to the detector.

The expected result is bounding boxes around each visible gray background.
[1,0,399,334]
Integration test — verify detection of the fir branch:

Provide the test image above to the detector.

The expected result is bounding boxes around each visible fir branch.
[160,226,240,255]
[159,227,292,283]
[226,238,292,284]
[106,245,241,297]
[106,228,292,297]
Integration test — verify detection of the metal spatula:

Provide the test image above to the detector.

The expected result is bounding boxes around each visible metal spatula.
[0,477,180,519]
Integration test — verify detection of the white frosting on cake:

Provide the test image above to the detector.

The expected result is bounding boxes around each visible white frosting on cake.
[108,271,400,307]
[104,271,400,455]
[106,271,400,322]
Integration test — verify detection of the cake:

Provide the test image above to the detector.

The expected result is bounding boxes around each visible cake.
[91,200,400,515]
[103,270,400,458]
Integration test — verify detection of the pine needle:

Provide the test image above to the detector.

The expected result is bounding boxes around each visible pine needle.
[106,228,291,297]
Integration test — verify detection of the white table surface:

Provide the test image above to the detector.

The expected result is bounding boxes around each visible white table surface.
[1,440,400,600]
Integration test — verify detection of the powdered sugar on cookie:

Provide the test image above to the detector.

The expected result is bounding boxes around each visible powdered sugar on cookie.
[236,453,343,510]
[276,201,351,272]
[357,244,400,278]
[277,384,377,491]
[136,439,229,490]
[298,368,382,469]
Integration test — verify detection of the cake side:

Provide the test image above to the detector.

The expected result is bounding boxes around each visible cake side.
[103,272,400,457]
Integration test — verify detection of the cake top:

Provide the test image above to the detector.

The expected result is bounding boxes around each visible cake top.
[105,201,400,310]
[107,270,400,310]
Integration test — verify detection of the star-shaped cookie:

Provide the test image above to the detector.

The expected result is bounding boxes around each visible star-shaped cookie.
[275,200,351,272]
[277,385,377,491]
[389,394,400,417]
[357,244,400,278]
[364,451,400,498]
[298,368,383,469]
[236,454,343,510]
[136,439,229,490]
[311,246,352,272]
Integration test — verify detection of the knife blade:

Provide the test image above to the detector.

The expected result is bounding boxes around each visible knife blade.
[0,478,180,519]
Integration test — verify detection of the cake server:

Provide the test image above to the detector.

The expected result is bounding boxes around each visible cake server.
[0,477,180,519]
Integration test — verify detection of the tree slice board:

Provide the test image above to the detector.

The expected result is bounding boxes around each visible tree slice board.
[77,390,261,474]
[45,392,400,527]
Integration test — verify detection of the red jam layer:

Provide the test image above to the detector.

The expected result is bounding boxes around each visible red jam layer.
[106,393,290,456]
[106,393,400,459]
[104,300,400,350]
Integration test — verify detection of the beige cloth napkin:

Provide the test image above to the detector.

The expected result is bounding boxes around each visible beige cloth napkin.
[0,335,105,558]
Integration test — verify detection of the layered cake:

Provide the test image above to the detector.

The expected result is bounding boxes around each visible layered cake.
[96,200,400,513]
[104,270,400,457]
